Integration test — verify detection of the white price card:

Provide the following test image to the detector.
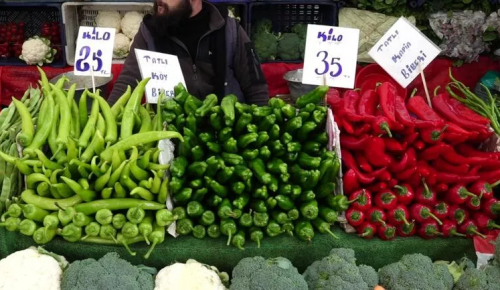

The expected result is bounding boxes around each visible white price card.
[369,17,441,88]
[135,49,186,104]
[302,24,360,89]
[74,26,115,77]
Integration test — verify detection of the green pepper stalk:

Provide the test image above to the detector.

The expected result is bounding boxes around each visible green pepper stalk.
[231,230,246,250]
[220,219,237,246]
[21,204,50,222]
[199,210,215,226]
[177,218,193,235]
[3,204,22,219]
[233,209,242,219]
[99,224,117,240]
[112,213,127,230]
[313,218,339,240]
[239,213,253,228]
[172,207,187,220]
[218,199,236,219]
[33,226,56,244]
[319,206,339,224]
[249,227,264,248]
[193,225,206,239]
[95,209,113,225]
[207,224,221,238]
[156,209,178,227]
[295,220,315,243]
[82,222,101,240]
[282,222,294,237]
[122,222,139,239]
[19,219,38,236]
[126,206,146,224]
[43,212,60,230]
[139,213,154,245]
[300,200,319,220]
[55,203,76,226]
[144,224,165,259]
[59,223,82,242]
[73,212,92,227]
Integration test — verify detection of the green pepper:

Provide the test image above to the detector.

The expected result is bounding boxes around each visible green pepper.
[301,103,316,113]
[177,218,193,235]
[19,219,39,236]
[249,227,264,248]
[295,219,315,242]
[167,124,178,132]
[316,105,327,113]
[164,99,183,115]
[231,182,245,195]
[272,211,290,224]
[282,222,294,237]
[275,195,295,211]
[269,140,285,156]
[207,142,221,154]
[184,95,203,115]
[217,166,235,184]
[175,113,186,131]
[287,209,299,221]
[252,212,269,228]
[210,113,223,130]
[269,124,280,141]
[205,176,228,197]
[258,114,276,131]
[219,127,233,143]
[169,176,185,194]
[259,146,271,160]
[172,207,187,220]
[316,182,336,199]
[187,161,208,178]
[300,200,319,220]
[286,142,301,153]
[249,158,271,185]
[235,113,253,134]
[223,137,238,153]
[187,201,204,217]
[183,127,199,146]
[255,131,270,147]
[171,157,188,178]
[298,152,321,169]
[250,200,267,213]
[313,217,339,239]
[278,184,292,195]
[285,116,302,133]
[112,213,127,229]
[237,133,258,149]
[206,156,223,177]
[298,121,318,141]
[298,111,310,120]
[303,169,321,190]
[231,230,245,250]
[173,188,192,204]
[242,149,259,160]
[269,97,286,109]
[0,217,20,232]
[163,112,176,123]
[198,210,214,226]
[174,83,187,99]
[235,102,252,114]
[207,224,221,238]
[195,94,218,117]
[221,95,237,126]
[232,194,250,210]
[266,197,277,210]
[236,212,251,228]
[303,141,322,155]
[247,124,258,133]
[220,218,237,246]
[281,132,293,145]
[192,188,208,201]
[266,220,283,237]
[291,185,302,200]
[211,105,221,114]
[267,175,278,192]
[199,132,214,144]
[188,179,203,189]
[319,206,338,224]
[312,110,325,124]
[267,158,288,174]
[327,195,355,212]
[190,146,205,162]
[253,185,268,200]
[296,86,328,108]
[281,104,296,119]
[314,132,328,145]
[218,198,236,219]
[192,225,206,239]
[320,157,340,183]
[273,107,283,123]
[252,106,272,118]
[222,153,244,166]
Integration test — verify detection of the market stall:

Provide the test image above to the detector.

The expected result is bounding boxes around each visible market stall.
[1,0,500,289]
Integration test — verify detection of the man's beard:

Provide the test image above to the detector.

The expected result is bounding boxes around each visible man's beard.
[152,0,192,35]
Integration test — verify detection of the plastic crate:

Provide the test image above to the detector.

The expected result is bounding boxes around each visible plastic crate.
[210,2,249,32]
[249,1,338,63]
[62,2,153,66]
[0,3,66,67]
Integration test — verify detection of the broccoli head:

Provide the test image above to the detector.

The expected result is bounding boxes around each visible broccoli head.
[60,253,154,290]
[230,256,308,290]
[358,264,378,289]
[252,19,273,36]
[378,254,453,290]
[292,23,307,39]
[278,33,301,61]
[483,264,500,290]
[254,31,278,61]
[454,268,489,290]
[495,235,500,264]
[299,38,306,60]
[303,248,369,290]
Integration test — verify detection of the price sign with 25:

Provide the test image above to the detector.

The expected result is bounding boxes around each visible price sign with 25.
[302,25,360,89]
[74,26,115,77]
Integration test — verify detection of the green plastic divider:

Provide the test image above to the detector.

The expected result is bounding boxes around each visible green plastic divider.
[0,227,475,272]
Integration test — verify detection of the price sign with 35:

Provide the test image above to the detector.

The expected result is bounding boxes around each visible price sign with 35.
[74,26,115,77]
[302,25,360,89]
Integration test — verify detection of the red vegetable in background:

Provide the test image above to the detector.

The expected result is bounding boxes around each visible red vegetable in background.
[420,125,448,144]
[374,190,397,210]
[355,154,373,173]
[394,184,414,205]
[407,96,444,124]
[441,220,465,237]
[377,82,397,122]
[346,208,365,227]
[458,220,486,238]
[383,138,404,153]
[410,203,443,225]
[366,207,387,227]
[447,185,476,205]
[468,180,498,200]
[340,135,369,151]
[367,182,387,192]
[418,221,441,239]
[449,205,468,224]
[364,136,391,167]
[389,152,409,173]
[432,93,487,131]
[414,179,436,206]
[473,212,500,231]
[481,198,500,219]
[358,90,378,116]
[357,222,377,239]
[419,143,451,161]
[343,169,360,194]
[349,189,372,211]
[372,116,392,137]
[465,193,482,211]
[378,224,397,241]
[434,202,450,221]
[433,158,469,175]
[394,95,414,127]
[387,205,410,226]
[397,222,416,237]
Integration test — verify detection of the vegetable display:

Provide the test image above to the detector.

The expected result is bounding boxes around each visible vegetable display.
[155,259,229,290]
[162,84,341,248]
[330,79,500,240]
[0,68,182,258]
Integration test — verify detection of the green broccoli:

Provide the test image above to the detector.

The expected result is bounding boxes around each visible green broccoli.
[254,31,278,61]
[252,19,273,36]
[299,38,306,60]
[495,235,500,264]
[378,253,454,290]
[292,23,308,39]
[483,265,500,290]
[278,33,301,61]
[453,268,488,290]
[358,264,378,289]
[60,252,155,290]
[230,256,308,290]
[303,248,369,290]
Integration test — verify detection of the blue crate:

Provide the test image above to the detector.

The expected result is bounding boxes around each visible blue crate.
[0,3,66,67]
[210,2,249,32]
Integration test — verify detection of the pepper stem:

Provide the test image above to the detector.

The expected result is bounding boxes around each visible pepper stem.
[325,228,340,240]
[491,179,500,188]
[434,86,441,97]
[459,188,476,198]
[347,196,360,205]
[380,122,393,137]
[451,230,466,237]
[471,228,486,239]
[398,213,410,226]
[376,218,387,228]
[360,228,373,238]
[143,234,151,245]
[425,210,443,225]
[394,185,407,195]
[226,232,232,246]
[410,88,418,98]
[455,211,466,225]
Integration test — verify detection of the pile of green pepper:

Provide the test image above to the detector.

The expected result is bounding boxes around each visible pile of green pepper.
[164,84,341,248]
[0,68,183,258]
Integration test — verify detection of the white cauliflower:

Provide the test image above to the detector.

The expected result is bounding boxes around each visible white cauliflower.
[155,259,229,290]
[95,11,121,32]
[0,247,67,290]
[113,33,131,58]
[20,36,56,66]
[121,11,143,40]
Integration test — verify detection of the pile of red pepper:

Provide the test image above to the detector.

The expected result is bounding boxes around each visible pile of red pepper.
[328,82,500,240]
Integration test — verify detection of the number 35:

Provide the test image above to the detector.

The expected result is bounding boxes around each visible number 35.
[315,51,342,78]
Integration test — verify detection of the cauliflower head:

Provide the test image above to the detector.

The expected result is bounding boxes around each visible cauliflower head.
[121,11,143,40]
[96,11,121,32]
[113,33,131,58]
[230,256,308,290]
[0,247,65,290]
[20,36,56,66]
[155,259,228,290]
[254,31,278,61]
[278,33,300,61]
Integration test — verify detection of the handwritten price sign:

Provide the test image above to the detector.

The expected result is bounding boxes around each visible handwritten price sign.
[302,25,360,89]
[74,26,115,77]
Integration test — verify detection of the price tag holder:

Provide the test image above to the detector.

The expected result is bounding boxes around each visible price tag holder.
[302,24,360,89]
[368,17,441,88]
[135,49,186,104]
[74,26,115,77]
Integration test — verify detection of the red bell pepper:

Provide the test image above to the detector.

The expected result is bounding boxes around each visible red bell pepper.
[394,184,414,205]
[448,205,468,224]
[374,190,397,210]
[397,222,416,237]
[364,136,391,167]
[378,224,397,241]
[349,189,372,211]
[433,202,450,220]
[473,212,500,231]
[465,193,482,211]
[355,154,373,173]
[340,135,369,151]
[357,89,378,116]
[433,158,469,175]
[432,93,488,131]
[343,169,360,194]
[377,82,397,122]
[383,138,404,153]
[420,125,448,144]
[346,208,365,227]
[389,152,409,173]
[357,222,377,239]
[447,184,476,205]
[481,198,500,219]
[418,221,441,239]
[419,143,451,161]
[387,205,410,226]
[414,179,436,206]
[458,220,486,239]
[367,182,387,192]
[441,220,465,237]
[394,95,414,127]
[410,203,443,225]
[366,207,387,227]
[372,116,392,137]
[469,180,500,200]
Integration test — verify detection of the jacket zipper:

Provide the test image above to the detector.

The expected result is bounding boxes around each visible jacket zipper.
[250,48,261,81]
